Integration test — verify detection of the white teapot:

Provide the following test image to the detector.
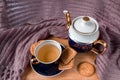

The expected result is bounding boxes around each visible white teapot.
[63,10,107,54]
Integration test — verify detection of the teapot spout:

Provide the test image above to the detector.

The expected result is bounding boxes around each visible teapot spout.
[63,10,71,30]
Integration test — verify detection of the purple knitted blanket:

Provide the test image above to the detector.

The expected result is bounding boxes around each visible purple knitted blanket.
[0,0,120,80]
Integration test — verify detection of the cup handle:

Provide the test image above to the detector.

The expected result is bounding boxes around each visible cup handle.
[31,57,40,65]
[91,40,107,55]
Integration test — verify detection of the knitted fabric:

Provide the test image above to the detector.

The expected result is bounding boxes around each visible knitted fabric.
[0,0,120,80]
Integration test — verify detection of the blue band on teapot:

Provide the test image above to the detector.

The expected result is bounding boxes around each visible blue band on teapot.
[68,37,93,53]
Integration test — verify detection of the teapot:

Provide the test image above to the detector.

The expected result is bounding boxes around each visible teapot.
[63,10,107,54]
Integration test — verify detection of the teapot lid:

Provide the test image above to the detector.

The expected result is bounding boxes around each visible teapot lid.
[73,16,97,34]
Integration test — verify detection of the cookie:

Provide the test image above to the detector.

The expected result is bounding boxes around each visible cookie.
[77,62,95,77]
[60,47,77,64]
[59,58,74,70]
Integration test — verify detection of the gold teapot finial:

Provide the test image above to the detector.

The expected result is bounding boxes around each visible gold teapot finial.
[63,10,72,30]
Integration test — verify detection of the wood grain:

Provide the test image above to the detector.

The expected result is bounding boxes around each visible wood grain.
[22,37,99,80]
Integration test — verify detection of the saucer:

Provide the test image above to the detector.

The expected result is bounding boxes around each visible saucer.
[30,45,65,76]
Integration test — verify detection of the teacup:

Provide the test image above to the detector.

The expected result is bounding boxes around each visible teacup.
[31,40,62,65]
[63,10,107,54]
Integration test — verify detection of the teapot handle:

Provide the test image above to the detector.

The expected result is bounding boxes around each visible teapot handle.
[91,40,107,55]
[63,10,72,30]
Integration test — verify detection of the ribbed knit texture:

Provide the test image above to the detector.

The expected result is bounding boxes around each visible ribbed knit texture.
[0,0,120,80]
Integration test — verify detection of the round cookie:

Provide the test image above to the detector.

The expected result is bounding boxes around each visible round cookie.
[77,62,95,77]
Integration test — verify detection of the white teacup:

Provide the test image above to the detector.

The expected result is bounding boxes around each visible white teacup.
[31,40,62,64]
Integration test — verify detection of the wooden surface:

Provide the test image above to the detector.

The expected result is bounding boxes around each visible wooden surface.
[22,37,99,80]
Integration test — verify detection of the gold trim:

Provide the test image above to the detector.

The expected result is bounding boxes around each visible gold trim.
[65,11,71,30]
[31,57,40,65]
[83,16,90,21]
[91,40,107,55]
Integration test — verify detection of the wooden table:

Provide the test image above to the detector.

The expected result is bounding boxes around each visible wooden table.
[22,37,99,80]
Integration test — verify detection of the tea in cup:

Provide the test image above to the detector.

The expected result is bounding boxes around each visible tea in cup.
[31,40,62,64]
